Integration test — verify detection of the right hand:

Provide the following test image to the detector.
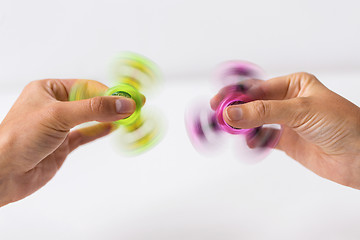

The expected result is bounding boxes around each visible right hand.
[211,73,360,189]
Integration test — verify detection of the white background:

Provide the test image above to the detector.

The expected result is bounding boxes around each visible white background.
[1,0,360,239]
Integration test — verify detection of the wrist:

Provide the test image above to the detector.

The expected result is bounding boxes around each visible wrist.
[0,128,12,176]
[0,128,14,207]
[0,176,11,207]
[0,165,11,207]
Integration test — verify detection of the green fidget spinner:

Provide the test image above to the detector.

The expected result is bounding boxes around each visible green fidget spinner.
[69,52,163,155]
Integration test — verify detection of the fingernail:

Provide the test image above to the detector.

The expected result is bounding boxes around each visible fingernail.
[115,98,134,114]
[226,107,242,121]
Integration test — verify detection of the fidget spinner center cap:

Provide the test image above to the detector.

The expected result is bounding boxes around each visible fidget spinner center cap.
[106,83,143,126]
[215,95,253,135]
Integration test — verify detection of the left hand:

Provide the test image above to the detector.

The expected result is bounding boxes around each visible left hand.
[0,79,138,207]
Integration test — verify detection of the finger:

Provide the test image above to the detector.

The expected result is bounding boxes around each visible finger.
[276,126,319,168]
[210,79,263,110]
[210,72,321,110]
[243,126,303,153]
[274,126,310,157]
[42,79,109,101]
[223,97,311,129]
[35,123,119,174]
[243,126,313,168]
[245,127,281,149]
[140,93,146,106]
[67,122,116,152]
[43,79,147,106]
[50,96,136,129]
[210,94,222,110]
[246,72,323,100]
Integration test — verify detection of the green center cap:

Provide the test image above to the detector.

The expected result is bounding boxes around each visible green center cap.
[106,83,142,126]
[111,91,131,99]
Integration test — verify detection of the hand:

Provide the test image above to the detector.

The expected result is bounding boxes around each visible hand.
[0,79,138,207]
[211,73,360,189]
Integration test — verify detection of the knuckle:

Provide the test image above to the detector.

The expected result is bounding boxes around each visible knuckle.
[294,72,319,84]
[287,72,320,98]
[295,97,312,116]
[44,79,58,89]
[24,80,42,90]
[296,72,314,79]
[24,79,60,94]
[45,103,71,130]
[253,100,269,119]
[47,103,63,120]
[89,96,105,113]
[290,97,312,128]
[295,97,311,108]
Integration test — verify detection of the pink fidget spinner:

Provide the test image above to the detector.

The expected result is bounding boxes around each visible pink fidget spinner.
[185,61,282,163]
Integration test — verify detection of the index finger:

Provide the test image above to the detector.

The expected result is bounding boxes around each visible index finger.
[210,78,263,110]
[210,73,318,110]
[46,79,146,106]
[43,79,108,102]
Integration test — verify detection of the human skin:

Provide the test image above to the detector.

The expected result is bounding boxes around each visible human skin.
[211,72,360,189]
[0,79,144,207]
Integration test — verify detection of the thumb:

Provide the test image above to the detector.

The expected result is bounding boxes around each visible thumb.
[223,97,310,129]
[51,96,136,129]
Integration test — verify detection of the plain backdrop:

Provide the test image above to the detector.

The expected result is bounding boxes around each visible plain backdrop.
[0,0,360,239]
